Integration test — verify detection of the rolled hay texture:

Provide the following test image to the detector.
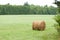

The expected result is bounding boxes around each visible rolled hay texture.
[32,21,46,31]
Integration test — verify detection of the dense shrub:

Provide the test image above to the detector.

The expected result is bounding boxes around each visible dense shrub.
[54,14,60,35]
[54,14,60,26]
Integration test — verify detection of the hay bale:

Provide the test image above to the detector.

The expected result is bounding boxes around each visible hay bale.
[32,21,46,31]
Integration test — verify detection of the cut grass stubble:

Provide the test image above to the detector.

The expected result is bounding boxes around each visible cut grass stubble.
[0,15,58,40]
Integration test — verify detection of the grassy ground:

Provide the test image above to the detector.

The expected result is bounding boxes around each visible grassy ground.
[0,15,58,40]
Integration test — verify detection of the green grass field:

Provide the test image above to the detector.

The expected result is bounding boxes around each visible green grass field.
[0,15,58,40]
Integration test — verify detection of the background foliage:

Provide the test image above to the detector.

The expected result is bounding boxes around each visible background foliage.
[0,3,57,15]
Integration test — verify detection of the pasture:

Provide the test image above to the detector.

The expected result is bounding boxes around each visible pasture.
[0,15,58,40]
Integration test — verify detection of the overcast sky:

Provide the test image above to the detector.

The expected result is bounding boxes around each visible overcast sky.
[0,0,57,7]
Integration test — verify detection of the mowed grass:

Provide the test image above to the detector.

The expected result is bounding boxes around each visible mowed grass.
[0,15,58,40]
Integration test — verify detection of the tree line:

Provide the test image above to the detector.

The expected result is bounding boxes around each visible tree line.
[0,2,57,15]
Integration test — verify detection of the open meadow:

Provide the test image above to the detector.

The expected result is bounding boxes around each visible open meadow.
[0,15,58,40]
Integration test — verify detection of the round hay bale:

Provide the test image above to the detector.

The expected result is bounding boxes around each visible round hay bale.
[32,21,46,31]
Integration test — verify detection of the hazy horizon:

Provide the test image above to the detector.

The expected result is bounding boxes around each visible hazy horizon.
[0,0,57,7]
